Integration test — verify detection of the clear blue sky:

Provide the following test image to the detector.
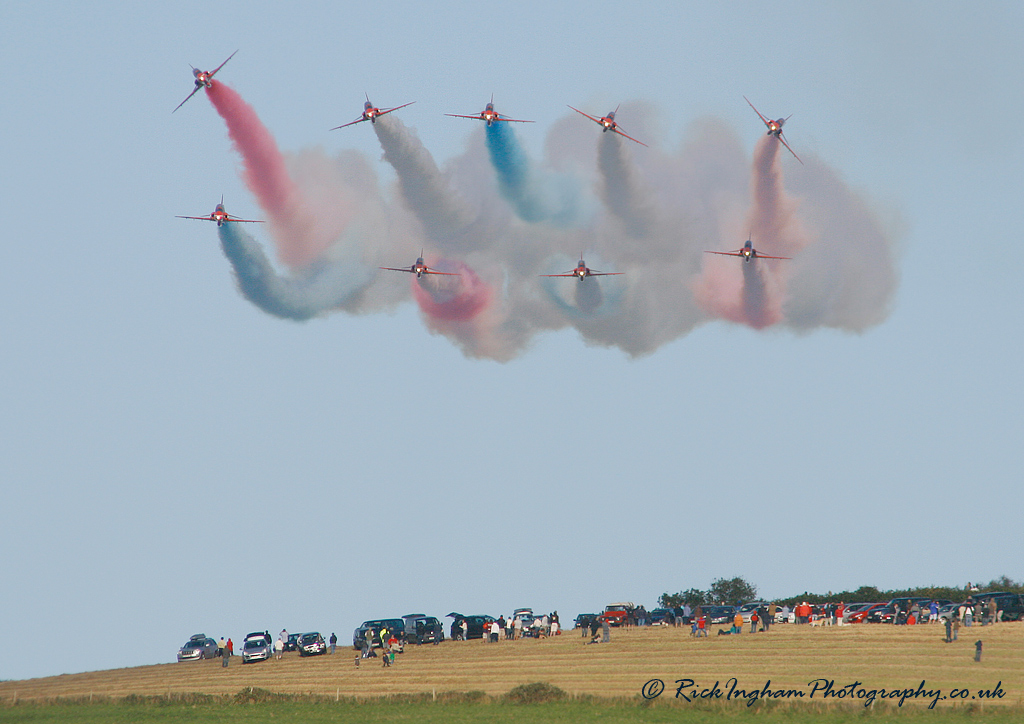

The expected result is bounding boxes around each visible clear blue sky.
[2,1,1022,681]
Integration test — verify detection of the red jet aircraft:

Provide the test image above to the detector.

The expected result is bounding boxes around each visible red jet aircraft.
[446,95,534,126]
[568,105,647,147]
[744,96,802,164]
[704,238,790,263]
[173,50,237,113]
[540,256,624,281]
[331,95,415,129]
[380,253,460,279]
[176,197,264,227]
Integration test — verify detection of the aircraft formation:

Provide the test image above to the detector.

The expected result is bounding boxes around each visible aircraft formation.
[165,48,900,361]
[174,52,801,286]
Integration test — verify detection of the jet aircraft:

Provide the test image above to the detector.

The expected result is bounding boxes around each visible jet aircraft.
[568,105,647,147]
[176,197,264,227]
[540,257,624,280]
[744,96,802,164]
[380,253,460,279]
[704,238,790,263]
[445,95,534,126]
[331,95,415,129]
[173,50,237,113]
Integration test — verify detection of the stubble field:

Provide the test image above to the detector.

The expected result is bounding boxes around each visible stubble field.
[2,621,1022,722]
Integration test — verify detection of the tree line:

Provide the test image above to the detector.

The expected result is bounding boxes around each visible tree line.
[658,575,1024,609]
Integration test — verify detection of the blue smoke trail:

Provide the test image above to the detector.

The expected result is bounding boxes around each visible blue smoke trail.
[218,223,370,320]
[485,122,587,226]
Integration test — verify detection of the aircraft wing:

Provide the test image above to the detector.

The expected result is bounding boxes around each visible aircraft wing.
[176,214,214,222]
[744,96,771,127]
[588,271,624,276]
[225,216,264,224]
[496,115,534,123]
[207,50,238,80]
[444,113,485,120]
[611,127,648,147]
[755,253,791,260]
[704,250,744,257]
[172,85,202,114]
[331,117,366,130]
[379,266,415,273]
[378,101,416,116]
[539,272,578,277]
[567,105,602,124]
[777,134,803,165]
[423,268,461,276]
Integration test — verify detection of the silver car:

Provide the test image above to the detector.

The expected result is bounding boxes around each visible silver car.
[177,634,218,662]
[241,636,273,664]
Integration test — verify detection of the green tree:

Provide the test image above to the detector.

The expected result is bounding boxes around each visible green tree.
[659,588,706,609]
[707,577,758,605]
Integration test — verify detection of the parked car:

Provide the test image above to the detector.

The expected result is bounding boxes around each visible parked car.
[598,602,635,627]
[840,603,873,623]
[177,634,218,662]
[403,614,445,644]
[735,602,768,623]
[241,634,273,664]
[284,633,300,652]
[574,613,599,629]
[649,608,675,625]
[448,613,498,639]
[887,597,932,616]
[698,606,736,625]
[298,632,327,656]
[937,603,960,623]
[353,619,406,650]
[847,603,886,624]
[866,604,898,624]
[961,593,1024,622]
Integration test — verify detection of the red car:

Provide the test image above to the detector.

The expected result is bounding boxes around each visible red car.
[847,602,886,624]
[598,602,635,627]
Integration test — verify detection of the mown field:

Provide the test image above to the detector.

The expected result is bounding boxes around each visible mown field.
[2,622,1022,722]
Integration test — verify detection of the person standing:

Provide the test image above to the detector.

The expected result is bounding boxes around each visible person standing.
[329,632,337,655]
[944,616,953,643]
[513,616,522,640]
[217,636,226,658]
[988,598,998,625]
[226,638,233,657]
[602,617,610,643]
[930,601,939,624]
[733,611,744,634]
[222,641,230,668]
[274,636,284,660]
[749,611,758,633]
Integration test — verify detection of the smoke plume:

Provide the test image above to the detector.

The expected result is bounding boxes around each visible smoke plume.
[197,90,900,360]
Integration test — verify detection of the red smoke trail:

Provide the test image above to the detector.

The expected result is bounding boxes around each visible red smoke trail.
[694,136,800,328]
[411,261,492,322]
[206,83,324,269]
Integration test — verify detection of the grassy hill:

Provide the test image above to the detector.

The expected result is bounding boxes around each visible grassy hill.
[1,621,1022,720]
